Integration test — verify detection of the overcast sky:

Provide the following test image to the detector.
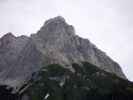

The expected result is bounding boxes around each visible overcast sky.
[0,0,133,80]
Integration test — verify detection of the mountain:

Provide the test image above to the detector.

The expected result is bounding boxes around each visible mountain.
[0,16,131,99]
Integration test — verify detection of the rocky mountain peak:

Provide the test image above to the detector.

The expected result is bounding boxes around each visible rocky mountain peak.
[30,16,126,79]
[45,16,66,25]
[37,16,75,40]
[0,32,15,47]
[1,32,15,40]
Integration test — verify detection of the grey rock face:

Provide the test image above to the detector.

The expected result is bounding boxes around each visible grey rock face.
[0,33,42,88]
[32,16,126,78]
[0,16,126,89]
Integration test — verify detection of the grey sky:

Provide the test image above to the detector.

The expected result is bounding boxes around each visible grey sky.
[0,0,133,80]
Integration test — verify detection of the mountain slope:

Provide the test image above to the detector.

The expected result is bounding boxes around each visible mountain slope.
[20,62,133,100]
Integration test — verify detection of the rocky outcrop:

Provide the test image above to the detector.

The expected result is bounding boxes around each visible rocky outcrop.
[0,16,126,90]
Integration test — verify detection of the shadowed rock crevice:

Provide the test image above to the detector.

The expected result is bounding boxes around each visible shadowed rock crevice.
[0,85,18,100]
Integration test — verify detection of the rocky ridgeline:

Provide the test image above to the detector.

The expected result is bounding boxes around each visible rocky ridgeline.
[0,16,126,90]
